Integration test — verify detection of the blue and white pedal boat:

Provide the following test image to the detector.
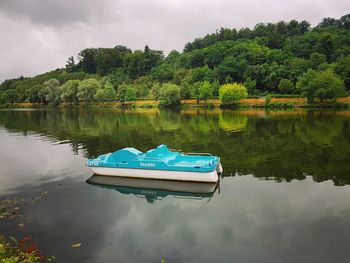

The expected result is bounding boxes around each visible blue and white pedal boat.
[86,145,222,183]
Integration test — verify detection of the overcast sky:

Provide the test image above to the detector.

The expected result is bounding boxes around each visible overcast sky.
[1,0,349,82]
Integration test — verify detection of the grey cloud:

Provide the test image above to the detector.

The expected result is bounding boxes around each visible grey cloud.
[0,0,350,82]
[0,0,115,25]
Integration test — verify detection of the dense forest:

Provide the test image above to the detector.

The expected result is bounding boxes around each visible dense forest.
[1,14,350,105]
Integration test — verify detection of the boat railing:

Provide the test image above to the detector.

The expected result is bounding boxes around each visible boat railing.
[169,148,213,156]
[185,152,213,156]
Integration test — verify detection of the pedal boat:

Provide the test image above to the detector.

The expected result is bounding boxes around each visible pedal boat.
[86,145,222,183]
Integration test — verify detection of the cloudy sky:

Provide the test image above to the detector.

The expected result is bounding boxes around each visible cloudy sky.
[1,0,349,82]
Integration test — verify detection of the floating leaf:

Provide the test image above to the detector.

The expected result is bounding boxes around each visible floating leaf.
[72,243,82,248]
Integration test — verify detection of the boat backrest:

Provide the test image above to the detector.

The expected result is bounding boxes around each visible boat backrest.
[107,147,142,163]
[145,144,171,158]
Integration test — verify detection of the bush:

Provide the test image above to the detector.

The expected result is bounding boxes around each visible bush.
[219,83,248,106]
[116,85,136,102]
[297,69,345,103]
[77,78,101,102]
[198,81,213,103]
[94,83,116,102]
[278,79,295,94]
[0,235,47,262]
[159,83,181,106]
[265,94,272,105]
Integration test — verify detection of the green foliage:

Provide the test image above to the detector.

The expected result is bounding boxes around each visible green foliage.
[132,76,153,97]
[39,78,61,105]
[244,78,257,95]
[150,82,161,100]
[297,69,345,103]
[278,79,295,94]
[116,85,136,102]
[190,65,214,83]
[219,83,248,106]
[125,87,136,101]
[124,46,164,79]
[94,82,117,101]
[216,56,248,84]
[335,56,350,90]
[77,78,101,102]
[265,94,272,105]
[151,63,174,83]
[0,89,19,104]
[198,81,213,102]
[309,52,327,69]
[60,80,80,103]
[159,83,181,106]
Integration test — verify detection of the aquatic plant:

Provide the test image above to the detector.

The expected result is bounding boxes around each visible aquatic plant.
[0,235,49,263]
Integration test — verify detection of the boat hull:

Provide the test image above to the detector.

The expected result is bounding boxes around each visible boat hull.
[89,166,219,183]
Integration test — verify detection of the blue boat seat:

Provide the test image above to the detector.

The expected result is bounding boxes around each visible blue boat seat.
[107,148,143,163]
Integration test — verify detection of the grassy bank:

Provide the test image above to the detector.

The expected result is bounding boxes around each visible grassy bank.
[1,97,350,109]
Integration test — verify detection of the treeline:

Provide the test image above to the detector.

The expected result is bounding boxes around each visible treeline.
[1,14,350,106]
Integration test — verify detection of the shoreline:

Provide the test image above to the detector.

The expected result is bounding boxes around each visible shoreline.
[1,97,350,109]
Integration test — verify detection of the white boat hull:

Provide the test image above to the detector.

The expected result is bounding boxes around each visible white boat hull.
[89,166,220,183]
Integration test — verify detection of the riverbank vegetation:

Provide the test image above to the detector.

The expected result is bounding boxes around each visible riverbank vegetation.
[1,14,350,107]
[0,236,47,262]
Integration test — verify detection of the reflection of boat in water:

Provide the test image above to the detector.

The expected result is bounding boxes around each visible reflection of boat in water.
[86,175,219,203]
[86,145,222,183]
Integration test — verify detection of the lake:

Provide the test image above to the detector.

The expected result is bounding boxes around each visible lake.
[0,108,349,263]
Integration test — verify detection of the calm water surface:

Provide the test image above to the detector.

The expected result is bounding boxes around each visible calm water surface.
[0,108,350,263]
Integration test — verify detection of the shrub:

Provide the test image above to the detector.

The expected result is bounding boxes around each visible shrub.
[159,83,181,106]
[219,83,248,106]
[297,69,345,103]
[265,94,272,105]
[278,79,295,94]
[77,78,101,102]
[94,83,116,102]
[0,235,47,262]
[198,81,213,103]
[116,85,136,102]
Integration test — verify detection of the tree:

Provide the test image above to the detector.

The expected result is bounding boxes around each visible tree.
[297,69,345,103]
[219,83,248,106]
[77,78,101,102]
[116,85,136,102]
[244,78,257,95]
[335,56,350,90]
[278,79,294,94]
[198,81,213,104]
[309,53,327,69]
[0,89,18,104]
[41,78,61,105]
[190,65,214,83]
[216,57,248,84]
[151,63,174,83]
[65,56,76,72]
[27,84,42,103]
[78,49,97,74]
[159,83,181,106]
[94,82,117,101]
[125,87,136,101]
[60,80,80,103]
[150,82,161,100]
[212,80,220,97]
